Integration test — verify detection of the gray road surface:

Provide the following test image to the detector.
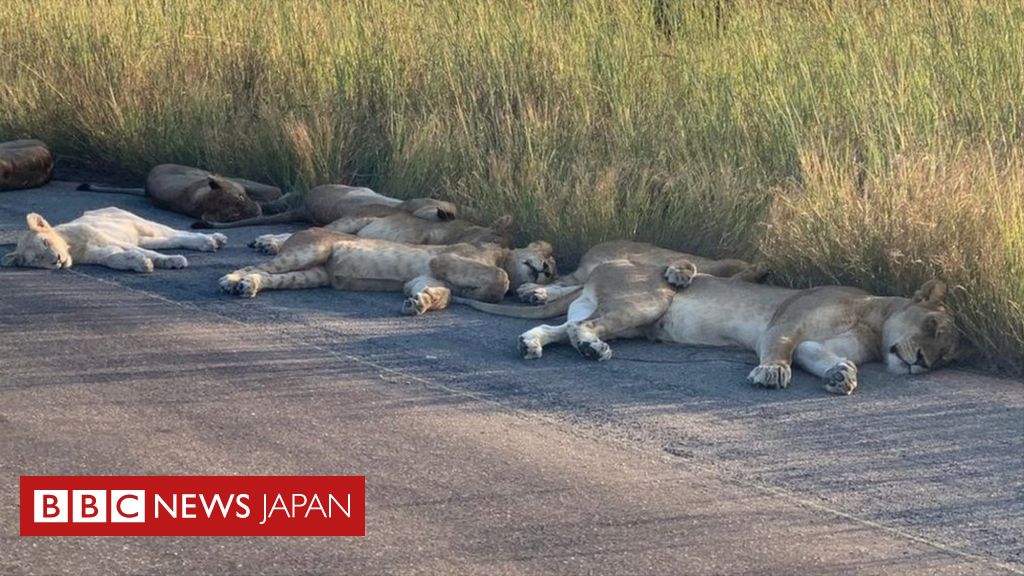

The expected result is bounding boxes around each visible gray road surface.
[1,182,1022,575]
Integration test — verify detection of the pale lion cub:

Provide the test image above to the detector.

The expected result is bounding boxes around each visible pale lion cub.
[1,208,227,272]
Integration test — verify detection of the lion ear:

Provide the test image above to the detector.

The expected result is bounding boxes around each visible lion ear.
[1,252,22,267]
[26,213,52,232]
[491,214,513,233]
[527,240,553,256]
[208,176,227,191]
[437,202,457,221]
[913,280,948,306]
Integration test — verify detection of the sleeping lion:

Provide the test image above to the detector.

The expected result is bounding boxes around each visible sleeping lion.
[247,213,512,255]
[219,228,556,315]
[193,183,457,229]
[513,240,767,306]
[460,258,958,395]
[79,164,286,224]
[1,208,226,272]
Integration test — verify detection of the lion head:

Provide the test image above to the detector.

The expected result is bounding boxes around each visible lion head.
[506,241,557,289]
[198,176,262,223]
[882,280,959,374]
[402,198,458,222]
[1,213,72,269]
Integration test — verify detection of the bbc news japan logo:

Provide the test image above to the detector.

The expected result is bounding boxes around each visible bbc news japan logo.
[21,476,365,536]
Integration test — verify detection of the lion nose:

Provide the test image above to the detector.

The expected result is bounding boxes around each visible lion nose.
[889,345,899,355]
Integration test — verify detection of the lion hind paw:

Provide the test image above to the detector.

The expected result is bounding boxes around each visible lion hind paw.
[664,263,697,289]
[824,361,858,395]
[748,362,792,389]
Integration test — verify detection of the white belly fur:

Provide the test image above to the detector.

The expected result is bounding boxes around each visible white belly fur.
[649,279,786,352]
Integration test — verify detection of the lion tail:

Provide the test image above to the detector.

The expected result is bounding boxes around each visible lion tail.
[453,287,583,319]
[191,210,306,229]
[76,183,145,196]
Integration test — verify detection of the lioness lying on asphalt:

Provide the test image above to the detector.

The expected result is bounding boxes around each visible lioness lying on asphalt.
[513,240,767,305]
[79,164,286,224]
[193,183,457,229]
[1,208,226,272]
[463,258,958,395]
[219,228,556,315]
[0,140,53,191]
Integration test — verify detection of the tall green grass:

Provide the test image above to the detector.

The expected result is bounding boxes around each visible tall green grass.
[1,0,1021,373]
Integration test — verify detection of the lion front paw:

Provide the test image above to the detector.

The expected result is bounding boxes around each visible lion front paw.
[219,272,243,294]
[196,235,224,252]
[748,362,792,389]
[157,255,189,269]
[576,339,612,362]
[249,235,282,255]
[401,295,427,316]
[219,272,260,297]
[664,262,697,289]
[401,287,449,316]
[824,360,858,395]
[129,254,154,273]
[518,335,543,360]
[210,233,228,249]
[236,275,262,298]
[516,283,548,305]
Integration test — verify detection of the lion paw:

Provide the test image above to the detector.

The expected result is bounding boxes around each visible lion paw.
[401,294,428,316]
[824,361,858,395]
[219,272,243,294]
[664,262,697,289]
[130,255,154,273]
[157,255,189,269]
[249,235,282,255]
[236,275,262,298]
[577,339,612,362]
[748,362,792,389]
[210,233,228,249]
[518,335,543,360]
[516,283,548,305]
[219,272,260,297]
[197,235,224,252]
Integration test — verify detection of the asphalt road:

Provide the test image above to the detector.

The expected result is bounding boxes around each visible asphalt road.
[1,182,1022,575]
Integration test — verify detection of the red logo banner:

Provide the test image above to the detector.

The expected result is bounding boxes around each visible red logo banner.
[20,476,365,536]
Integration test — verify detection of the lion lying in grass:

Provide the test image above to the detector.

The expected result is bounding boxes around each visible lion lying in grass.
[461,256,958,395]
[513,240,767,306]
[247,213,512,255]
[1,208,226,272]
[219,228,555,315]
[197,182,500,251]
[79,164,286,224]
[193,183,458,229]
[0,140,53,191]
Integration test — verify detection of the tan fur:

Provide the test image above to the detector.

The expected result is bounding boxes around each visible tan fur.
[511,257,958,395]
[219,228,555,315]
[248,213,512,255]
[301,184,457,224]
[512,240,766,305]
[0,140,53,191]
[145,164,283,223]
[196,183,458,229]
[1,208,227,272]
